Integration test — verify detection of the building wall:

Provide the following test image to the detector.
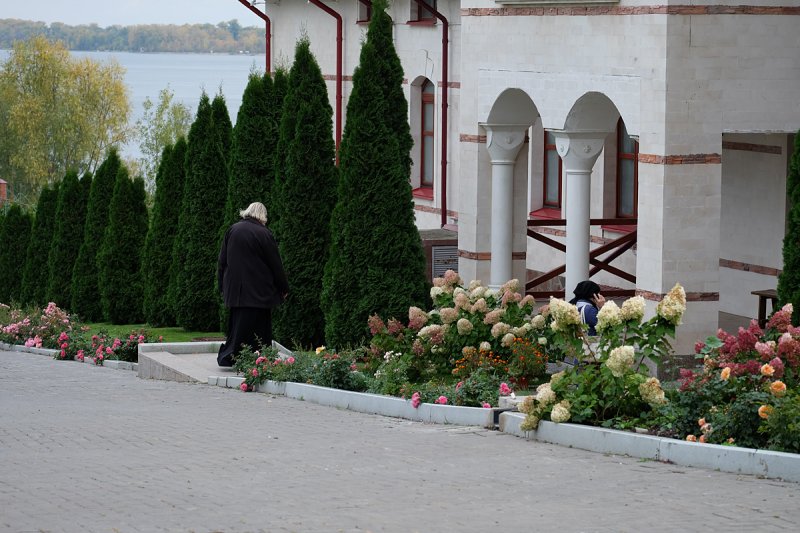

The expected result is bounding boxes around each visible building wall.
[263,1,461,229]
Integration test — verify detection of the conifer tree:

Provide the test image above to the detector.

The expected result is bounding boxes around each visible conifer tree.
[143,139,187,326]
[223,72,282,231]
[19,183,60,306]
[0,204,33,304]
[71,149,122,320]
[270,38,337,348]
[266,68,289,216]
[97,167,149,324]
[46,171,91,309]
[778,132,800,324]
[212,92,233,162]
[172,92,229,331]
[321,0,429,347]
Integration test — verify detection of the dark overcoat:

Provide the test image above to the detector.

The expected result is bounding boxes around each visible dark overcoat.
[217,218,288,309]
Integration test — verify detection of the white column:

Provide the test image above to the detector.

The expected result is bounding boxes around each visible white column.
[481,124,528,288]
[552,131,607,296]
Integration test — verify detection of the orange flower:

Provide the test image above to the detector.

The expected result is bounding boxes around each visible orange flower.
[760,364,775,377]
[686,435,697,442]
[697,417,706,427]
[758,405,773,419]
[698,435,707,443]
[720,367,731,380]
[769,380,787,398]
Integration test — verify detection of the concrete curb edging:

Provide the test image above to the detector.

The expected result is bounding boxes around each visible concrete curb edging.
[1,341,138,371]
[499,411,800,483]
[208,376,496,428]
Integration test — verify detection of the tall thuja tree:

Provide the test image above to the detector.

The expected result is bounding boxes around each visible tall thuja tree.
[778,132,800,324]
[212,92,233,160]
[19,183,60,305]
[46,170,91,309]
[270,38,337,348]
[71,148,122,320]
[321,1,428,347]
[143,139,186,326]
[97,167,149,324]
[0,204,32,304]
[223,73,270,231]
[172,92,230,331]
[265,67,289,219]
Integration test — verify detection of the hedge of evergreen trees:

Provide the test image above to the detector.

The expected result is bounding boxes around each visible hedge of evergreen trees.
[0,204,32,304]
[143,139,186,326]
[271,38,337,348]
[19,183,59,305]
[97,167,149,324]
[71,149,122,320]
[322,0,429,348]
[778,131,800,324]
[46,170,91,309]
[171,92,230,331]
[3,16,438,345]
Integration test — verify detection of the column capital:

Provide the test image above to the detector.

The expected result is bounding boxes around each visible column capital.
[480,123,529,164]
[551,130,609,172]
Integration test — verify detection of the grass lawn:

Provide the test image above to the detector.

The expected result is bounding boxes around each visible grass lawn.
[84,323,224,343]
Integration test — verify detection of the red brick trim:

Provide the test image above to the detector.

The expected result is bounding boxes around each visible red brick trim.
[460,134,487,143]
[439,81,461,89]
[722,141,782,155]
[720,258,782,277]
[456,250,526,260]
[636,289,719,302]
[462,6,800,17]
[413,204,459,218]
[459,250,491,260]
[638,153,722,164]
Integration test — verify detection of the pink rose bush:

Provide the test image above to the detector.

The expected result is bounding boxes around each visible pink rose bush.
[0,302,161,364]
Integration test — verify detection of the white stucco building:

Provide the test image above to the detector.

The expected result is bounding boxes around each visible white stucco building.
[251,0,800,354]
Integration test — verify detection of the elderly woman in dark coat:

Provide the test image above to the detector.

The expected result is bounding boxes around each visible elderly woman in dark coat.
[216,202,288,367]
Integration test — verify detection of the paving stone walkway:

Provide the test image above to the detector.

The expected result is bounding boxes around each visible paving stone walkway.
[2,348,799,533]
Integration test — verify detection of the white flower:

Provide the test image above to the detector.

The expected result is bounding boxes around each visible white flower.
[535,383,556,406]
[500,278,520,294]
[491,322,510,338]
[639,377,667,406]
[548,297,581,331]
[606,345,635,377]
[470,298,488,314]
[479,341,491,352]
[531,315,546,330]
[620,296,646,323]
[470,285,487,300]
[538,337,547,346]
[550,401,572,423]
[468,279,483,291]
[439,307,458,324]
[501,333,516,347]
[456,318,473,335]
[656,283,686,326]
[430,286,444,298]
[596,301,622,333]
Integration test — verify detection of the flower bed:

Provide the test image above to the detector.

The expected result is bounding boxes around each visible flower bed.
[0,302,161,365]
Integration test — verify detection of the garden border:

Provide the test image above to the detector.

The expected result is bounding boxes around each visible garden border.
[0,341,138,371]
[499,411,800,483]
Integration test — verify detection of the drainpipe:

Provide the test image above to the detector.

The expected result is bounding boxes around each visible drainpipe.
[308,0,343,165]
[236,0,272,73]
[410,0,449,228]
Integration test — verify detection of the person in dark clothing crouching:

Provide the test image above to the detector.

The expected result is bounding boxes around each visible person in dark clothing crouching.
[216,202,288,367]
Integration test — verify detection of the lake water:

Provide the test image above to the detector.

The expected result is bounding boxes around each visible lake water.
[1,50,263,160]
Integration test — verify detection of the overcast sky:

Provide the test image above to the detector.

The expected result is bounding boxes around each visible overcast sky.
[3,0,262,27]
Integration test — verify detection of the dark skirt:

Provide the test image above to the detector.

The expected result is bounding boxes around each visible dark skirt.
[217,307,272,367]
